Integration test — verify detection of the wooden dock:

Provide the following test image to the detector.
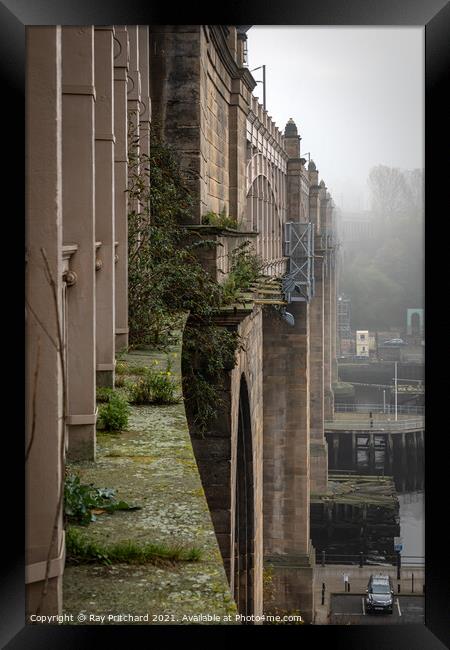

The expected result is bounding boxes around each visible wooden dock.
[311,473,400,561]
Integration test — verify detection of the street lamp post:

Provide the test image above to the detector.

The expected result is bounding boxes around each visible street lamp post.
[251,64,266,110]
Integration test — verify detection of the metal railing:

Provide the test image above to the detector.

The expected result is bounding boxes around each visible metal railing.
[319,551,425,567]
[324,417,425,432]
[334,404,424,416]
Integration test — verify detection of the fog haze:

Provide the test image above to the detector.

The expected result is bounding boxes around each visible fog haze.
[247,27,424,212]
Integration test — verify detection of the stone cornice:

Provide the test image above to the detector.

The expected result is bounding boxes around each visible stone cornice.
[248,110,288,160]
[208,25,257,92]
[183,224,258,237]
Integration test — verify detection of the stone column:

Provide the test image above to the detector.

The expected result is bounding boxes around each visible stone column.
[94,27,116,388]
[309,254,328,493]
[149,26,202,221]
[320,183,333,419]
[263,302,315,623]
[284,118,305,224]
[138,26,151,170]
[326,195,337,407]
[62,26,96,461]
[113,27,129,351]
[127,25,141,215]
[330,203,338,385]
[229,77,250,225]
[308,162,328,493]
[25,25,64,615]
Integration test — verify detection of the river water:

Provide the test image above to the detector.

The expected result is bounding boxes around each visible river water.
[398,490,425,565]
[348,383,425,565]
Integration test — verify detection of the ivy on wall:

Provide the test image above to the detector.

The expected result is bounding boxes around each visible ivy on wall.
[127,124,261,432]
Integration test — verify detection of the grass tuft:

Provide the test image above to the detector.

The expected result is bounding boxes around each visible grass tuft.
[66,527,202,566]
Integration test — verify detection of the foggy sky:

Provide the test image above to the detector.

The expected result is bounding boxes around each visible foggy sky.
[247,27,424,213]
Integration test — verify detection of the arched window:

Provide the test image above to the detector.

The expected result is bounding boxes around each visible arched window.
[246,174,281,262]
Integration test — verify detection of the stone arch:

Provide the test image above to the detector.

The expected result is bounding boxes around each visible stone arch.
[246,174,282,261]
[233,373,255,617]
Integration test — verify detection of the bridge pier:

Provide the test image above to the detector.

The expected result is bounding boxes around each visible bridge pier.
[351,431,356,469]
[263,301,315,623]
[386,433,394,474]
[368,433,375,473]
[309,168,328,494]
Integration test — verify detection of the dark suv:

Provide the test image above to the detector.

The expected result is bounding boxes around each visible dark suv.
[365,574,394,614]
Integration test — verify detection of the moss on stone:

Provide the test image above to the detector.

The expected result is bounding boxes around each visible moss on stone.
[64,344,235,624]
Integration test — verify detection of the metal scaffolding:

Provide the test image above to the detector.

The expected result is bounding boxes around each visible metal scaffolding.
[282,221,315,302]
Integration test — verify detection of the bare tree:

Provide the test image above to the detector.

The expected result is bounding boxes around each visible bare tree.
[367,165,410,221]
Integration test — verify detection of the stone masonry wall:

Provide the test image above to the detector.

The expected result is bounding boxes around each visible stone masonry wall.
[186,307,264,618]
[262,302,315,623]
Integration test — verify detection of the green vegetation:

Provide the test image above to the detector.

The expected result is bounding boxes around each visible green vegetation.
[221,240,263,304]
[96,387,115,403]
[127,124,263,433]
[127,123,222,349]
[97,392,130,432]
[128,365,179,405]
[114,374,126,388]
[182,325,239,433]
[202,208,238,230]
[115,361,129,375]
[64,472,140,526]
[127,365,150,376]
[66,527,202,566]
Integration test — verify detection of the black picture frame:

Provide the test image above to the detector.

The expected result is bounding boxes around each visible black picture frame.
[3,0,448,647]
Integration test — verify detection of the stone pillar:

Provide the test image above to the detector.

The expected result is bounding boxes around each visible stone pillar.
[94,27,116,388]
[62,26,96,461]
[327,195,338,402]
[127,25,141,215]
[321,182,334,419]
[308,161,328,493]
[229,77,250,225]
[284,118,309,223]
[309,254,328,493]
[330,205,338,385]
[25,25,64,615]
[386,433,394,473]
[138,26,151,168]
[113,26,129,351]
[263,302,315,623]
[149,26,202,221]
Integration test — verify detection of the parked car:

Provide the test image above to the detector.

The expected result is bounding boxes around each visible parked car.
[382,338,407,346]
[365,574,394,614]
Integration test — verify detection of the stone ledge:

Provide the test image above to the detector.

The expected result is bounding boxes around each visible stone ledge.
[63,343,237,624]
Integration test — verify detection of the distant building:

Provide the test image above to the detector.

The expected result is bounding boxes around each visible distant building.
[338,212,375,245]
[337,294,352,338]
[406,308,424,337]
[356,330,370,357]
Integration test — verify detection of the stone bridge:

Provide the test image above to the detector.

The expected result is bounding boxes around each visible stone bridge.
[25,25,339,624]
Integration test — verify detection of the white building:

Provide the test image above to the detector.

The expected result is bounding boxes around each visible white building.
[356,330,370,357]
